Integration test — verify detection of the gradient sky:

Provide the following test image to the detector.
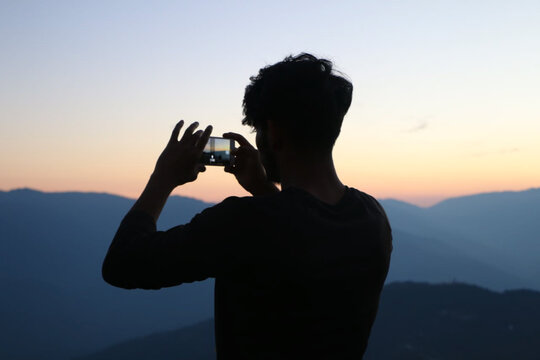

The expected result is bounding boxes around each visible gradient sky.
[1,1,539,206]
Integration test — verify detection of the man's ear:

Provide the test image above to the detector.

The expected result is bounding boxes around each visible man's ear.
[267,119,283,152]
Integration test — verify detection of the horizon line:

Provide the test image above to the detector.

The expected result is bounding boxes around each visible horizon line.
[2,186,539,209]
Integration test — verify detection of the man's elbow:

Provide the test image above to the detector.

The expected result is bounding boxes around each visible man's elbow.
[101,252,136,289]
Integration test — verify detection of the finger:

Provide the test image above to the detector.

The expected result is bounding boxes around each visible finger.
[233,160,243,172]
[180,122,199,142]
[188,130,204,146]
[196,125,213,151]
[169,120,184,144]
[233,146,250,159]
[223,132,254,149]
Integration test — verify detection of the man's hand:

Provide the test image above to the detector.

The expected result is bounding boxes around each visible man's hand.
[223,132,279,196]
[130,120,212,222]
[153,120,213,190]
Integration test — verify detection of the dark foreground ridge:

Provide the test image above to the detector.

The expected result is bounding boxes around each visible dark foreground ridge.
[75,281,540,360]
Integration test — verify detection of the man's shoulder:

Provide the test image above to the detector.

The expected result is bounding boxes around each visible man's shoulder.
[347,186,384,207]
[346,186,375,201]
[188,194,279,235]
[207,190,310,219]
[342,187,391,224]
[347,187,392,234]
[208,193,278,213]
[208,188,385,215]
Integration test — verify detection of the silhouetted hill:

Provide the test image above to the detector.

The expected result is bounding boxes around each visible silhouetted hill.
[74,319,215,360]
[365,282,540,359]
[75,282,540,360]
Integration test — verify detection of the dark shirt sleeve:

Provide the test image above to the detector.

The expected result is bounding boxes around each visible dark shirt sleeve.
[365,193,394,266]
[102,196,244,290]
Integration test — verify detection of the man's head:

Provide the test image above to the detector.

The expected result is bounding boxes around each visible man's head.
[242,53,353,182]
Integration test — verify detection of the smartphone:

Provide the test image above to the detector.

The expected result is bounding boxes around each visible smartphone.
[200,136,235,166]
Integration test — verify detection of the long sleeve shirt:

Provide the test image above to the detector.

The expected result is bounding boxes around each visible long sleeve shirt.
[102,186,393,359]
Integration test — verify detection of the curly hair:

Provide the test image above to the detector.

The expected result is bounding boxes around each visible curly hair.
[242,53,353,153]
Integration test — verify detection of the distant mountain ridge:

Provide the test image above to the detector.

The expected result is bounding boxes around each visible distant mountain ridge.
[427,187,540,208]
[75,281,540,360]
[380,187,540,290]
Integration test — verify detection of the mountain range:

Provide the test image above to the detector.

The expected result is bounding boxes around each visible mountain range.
[75,282,540,360]
[380,188,540,290]
[1,187,538,359]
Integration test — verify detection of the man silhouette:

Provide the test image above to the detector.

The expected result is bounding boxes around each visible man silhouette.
[103,53,393,359]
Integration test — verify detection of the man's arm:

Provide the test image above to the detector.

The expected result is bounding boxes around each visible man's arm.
[102,196,245,289]
[102,122,273,290]
[129,174,173,224]
[102,120,213,288]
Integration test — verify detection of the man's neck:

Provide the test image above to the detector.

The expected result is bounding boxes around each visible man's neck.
[279,153,346,205]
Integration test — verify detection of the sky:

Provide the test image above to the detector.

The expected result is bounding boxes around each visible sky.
[1,1,539,206]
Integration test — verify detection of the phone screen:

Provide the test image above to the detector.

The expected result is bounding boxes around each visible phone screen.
[201,137,234,166]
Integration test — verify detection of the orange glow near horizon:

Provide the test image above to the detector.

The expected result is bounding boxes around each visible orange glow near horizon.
[2,152,538,208]
[1,112,539,208]
[1,112,538,208]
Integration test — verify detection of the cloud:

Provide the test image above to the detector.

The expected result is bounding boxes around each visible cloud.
[402,115,434,133]
[404,121,429,133]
